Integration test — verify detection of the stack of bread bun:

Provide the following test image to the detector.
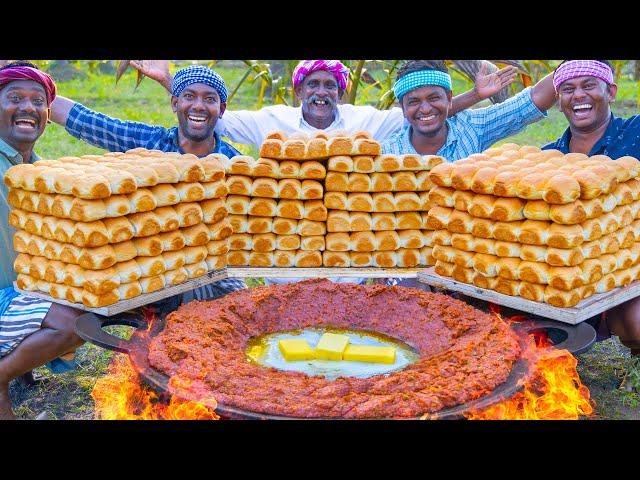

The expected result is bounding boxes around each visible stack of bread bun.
[427,143,640,307]
[323,144,444,268]
[223,130,378,267]
[6,148,231,307]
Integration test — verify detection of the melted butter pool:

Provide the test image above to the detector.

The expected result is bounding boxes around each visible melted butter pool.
[246,327,419,380]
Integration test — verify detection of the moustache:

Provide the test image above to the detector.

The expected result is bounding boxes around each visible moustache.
[307,95,336,108]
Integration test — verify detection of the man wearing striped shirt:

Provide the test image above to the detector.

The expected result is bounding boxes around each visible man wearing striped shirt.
[381,60,557,159]
[0,62,85,419]
[381,60,557,289]
[50,65,246,304]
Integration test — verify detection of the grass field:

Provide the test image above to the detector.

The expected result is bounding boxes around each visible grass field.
[8,64,640,420]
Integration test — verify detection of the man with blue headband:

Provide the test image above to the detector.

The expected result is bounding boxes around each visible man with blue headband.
[49,64,246,306]
[381,60,557,290]
[382,60,556,159]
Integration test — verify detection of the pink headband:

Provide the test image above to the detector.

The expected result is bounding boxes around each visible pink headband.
[553,60,613,92]
[292,60,349,91]
[0,66,57,105]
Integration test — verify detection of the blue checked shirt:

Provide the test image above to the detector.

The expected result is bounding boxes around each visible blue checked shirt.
[65,103,242,159]
[543,114,640,159]
[381,87,546,160]
[65,102,246,302]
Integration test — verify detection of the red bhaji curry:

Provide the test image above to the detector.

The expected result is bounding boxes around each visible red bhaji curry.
[148,279,521,418]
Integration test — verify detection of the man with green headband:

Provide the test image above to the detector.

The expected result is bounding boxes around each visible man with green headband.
[382,60,556,158]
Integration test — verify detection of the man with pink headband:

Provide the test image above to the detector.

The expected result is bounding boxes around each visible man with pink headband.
[543,60,639,158]
[0,61,85,419]
[544,60,640,357]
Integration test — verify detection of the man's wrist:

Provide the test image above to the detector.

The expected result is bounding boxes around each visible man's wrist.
[162,75,173,93]
[472,86,486,101]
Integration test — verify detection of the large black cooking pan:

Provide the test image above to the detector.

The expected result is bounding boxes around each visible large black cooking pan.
[76,311,595,419]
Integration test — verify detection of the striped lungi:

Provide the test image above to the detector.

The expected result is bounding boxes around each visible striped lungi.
[181,277,247,303]
[0,286,52,358]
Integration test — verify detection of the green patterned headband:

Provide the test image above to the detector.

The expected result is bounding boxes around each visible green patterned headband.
[393,70,452,101]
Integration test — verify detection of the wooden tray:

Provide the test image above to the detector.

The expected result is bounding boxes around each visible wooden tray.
[417,267,640,325]
[13,266,425,315]
[226,267,424,278]
[13,269,227,316]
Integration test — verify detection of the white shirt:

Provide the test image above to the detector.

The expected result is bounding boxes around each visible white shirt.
[216,103,405,147]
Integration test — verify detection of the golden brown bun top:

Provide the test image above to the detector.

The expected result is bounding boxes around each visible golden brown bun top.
[258,130,382,161]
[427,144,640,203]
[312,131,330,140]
[265,130,288,141]
[352,130,372,140]
[6,148,228,198]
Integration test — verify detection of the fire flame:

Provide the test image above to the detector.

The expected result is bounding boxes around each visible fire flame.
[92,355,219,420]
[465,306,594,420]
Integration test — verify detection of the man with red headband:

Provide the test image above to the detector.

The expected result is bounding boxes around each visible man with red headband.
[544,60,640,357]
[0,61,85,419]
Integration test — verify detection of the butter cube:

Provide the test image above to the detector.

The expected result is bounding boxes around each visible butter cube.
[278,339,316,361]
[315,333,350,361]
[343,345,396,364]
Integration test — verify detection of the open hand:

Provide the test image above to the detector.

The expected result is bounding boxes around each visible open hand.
[474,62,518,100]
[129,60,171,84]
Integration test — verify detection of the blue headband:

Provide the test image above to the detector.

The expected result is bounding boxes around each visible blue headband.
[393,70,452,101]
[172,65,228,103]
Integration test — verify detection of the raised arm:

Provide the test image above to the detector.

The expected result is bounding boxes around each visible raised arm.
[449,64,518,116]
[51,97,167,152]
[52,61,174,125]
[50,95,77,126]
[530,73,556,112]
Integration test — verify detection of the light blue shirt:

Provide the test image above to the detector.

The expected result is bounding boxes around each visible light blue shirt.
[381,87,546,160]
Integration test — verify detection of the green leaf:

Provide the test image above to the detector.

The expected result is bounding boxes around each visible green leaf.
[489,60,530,75]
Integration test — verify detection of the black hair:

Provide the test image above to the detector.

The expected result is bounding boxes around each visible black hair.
[397,60,448,81]
[0,60,39,71]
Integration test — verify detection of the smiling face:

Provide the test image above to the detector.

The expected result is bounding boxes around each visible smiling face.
[557,76,617,133]
[295,70,342,129]
[171,82,225,142]
[401,85,452,137]
[0,79,49,147]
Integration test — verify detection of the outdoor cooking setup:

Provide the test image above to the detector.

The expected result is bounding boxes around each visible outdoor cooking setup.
[7,134,639,420]
[75,278,597,420]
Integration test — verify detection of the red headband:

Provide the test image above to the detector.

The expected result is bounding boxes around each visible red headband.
[0,66,57,105]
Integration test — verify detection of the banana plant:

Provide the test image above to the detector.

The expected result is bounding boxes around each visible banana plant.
[448,60,532,104]
[610,60,628,82]
[110,59,546,108]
